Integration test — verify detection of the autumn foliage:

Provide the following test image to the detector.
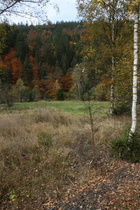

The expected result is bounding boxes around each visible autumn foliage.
[0,19,136,104]
[60,72,72,91]
[0,22,83,102]
[4,49,22,84]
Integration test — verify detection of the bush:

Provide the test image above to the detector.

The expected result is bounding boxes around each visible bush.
[95,83,109,101]
[20,86,31,102]
[113,102,131,115]
[56,89,65,100]
[0,84,14,107]
[110,128,140,162]
[88,87,96,100]
[31,86,41,102]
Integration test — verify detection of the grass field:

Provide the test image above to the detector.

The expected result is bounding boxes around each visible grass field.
[1,100,110,116]
[0,100,133,209]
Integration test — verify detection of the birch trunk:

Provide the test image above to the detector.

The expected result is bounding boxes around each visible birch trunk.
[110,6,115,116]
[110,57,115,115]
[129,8,139,136]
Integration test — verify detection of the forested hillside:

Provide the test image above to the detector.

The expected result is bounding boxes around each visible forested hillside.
[0,19,137,108]
[0,21,83,103]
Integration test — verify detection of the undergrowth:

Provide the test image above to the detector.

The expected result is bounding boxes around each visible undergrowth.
[0,108,129,209]
[110,126,140,162]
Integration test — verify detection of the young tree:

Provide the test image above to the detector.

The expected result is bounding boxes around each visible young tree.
[31,85,41,101]
[15,77,24,102]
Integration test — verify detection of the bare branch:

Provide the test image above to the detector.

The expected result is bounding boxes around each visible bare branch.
[0,0,21,15]
[0,0,51,23]
[0,0,49,15]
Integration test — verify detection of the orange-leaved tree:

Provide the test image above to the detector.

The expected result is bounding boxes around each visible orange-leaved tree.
[45,73,60,99]
[4,49,22,84]
[60,72,72,92]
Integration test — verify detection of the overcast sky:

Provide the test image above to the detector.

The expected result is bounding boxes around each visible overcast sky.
[47,0,78,23]
[8,0,79,25]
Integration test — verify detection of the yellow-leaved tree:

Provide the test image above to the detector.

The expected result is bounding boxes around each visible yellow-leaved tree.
[77,0,139,136]
[77,0,133,114]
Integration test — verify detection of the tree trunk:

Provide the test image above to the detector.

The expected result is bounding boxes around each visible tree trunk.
[110,6,115,116]
[129,6,139,136]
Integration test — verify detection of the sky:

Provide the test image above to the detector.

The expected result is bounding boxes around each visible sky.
[8,0,79,25]
[47,0,79,23]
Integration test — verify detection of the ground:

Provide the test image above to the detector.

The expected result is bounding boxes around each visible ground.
[0,102,140,209]
[45,161,140,209]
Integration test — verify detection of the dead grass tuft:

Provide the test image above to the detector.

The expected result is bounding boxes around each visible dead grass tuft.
[94,116,130,146]
[31,108,76,127]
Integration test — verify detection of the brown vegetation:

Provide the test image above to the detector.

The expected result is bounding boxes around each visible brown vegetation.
[0,108,131,208]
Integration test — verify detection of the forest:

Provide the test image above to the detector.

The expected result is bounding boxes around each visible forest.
[0,17,137,112]
[0,21,83,103]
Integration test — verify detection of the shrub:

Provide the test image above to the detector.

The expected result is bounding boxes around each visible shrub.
[31,86,41,102]
[88,87,96,100]
[1,84,13,107]
[113,102,131,115]
[20,86,31,102]
[110,128,140,162]
[95,83,109,101]
[56,89,65,100]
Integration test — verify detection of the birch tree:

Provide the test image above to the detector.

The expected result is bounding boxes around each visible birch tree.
[129,1,139,136]
[77,0,128,115]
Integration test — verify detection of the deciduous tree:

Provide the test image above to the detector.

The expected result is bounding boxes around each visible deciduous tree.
[77,0,129,114]
[15,77,24,102]
[60,72,72,92]
[129,1,139,136]
[4,49,23,84]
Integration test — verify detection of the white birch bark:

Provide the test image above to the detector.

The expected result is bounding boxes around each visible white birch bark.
[129,8,139,136]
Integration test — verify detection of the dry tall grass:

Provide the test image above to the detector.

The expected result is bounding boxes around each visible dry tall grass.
[0,108,130,208]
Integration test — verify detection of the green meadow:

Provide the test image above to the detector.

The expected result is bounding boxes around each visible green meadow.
[5,100,110,115]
